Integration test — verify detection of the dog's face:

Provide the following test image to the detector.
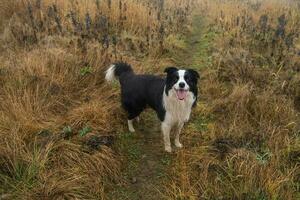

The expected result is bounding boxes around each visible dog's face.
[164,67,199,100]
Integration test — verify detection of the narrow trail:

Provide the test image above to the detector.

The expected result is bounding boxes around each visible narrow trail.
[171,15,211,69]
[109,14,209,200]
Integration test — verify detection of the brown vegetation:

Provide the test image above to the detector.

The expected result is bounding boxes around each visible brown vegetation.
[0,0,299,199]
[0,0,193,199]
[165,0,300,199]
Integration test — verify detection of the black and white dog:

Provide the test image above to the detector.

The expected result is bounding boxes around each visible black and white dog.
[105,62,199,152]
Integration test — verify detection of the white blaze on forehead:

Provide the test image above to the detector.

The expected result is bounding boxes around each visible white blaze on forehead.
[174,70,189,90]
[178,70,186,82]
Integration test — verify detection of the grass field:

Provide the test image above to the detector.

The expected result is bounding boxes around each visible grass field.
[0,0,299,199]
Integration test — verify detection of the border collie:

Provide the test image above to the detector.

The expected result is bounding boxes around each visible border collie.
[105,62,199,152]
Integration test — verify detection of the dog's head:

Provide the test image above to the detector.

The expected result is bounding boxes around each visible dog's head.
[164,67,200,100]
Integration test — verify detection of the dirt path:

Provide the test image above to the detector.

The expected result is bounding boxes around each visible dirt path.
[109,15,209,200]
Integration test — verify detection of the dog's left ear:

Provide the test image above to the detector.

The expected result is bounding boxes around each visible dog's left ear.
[164,67,178,74]
[188,69,200,79]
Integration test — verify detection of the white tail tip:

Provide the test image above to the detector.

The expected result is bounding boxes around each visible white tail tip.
[105,64,116,82]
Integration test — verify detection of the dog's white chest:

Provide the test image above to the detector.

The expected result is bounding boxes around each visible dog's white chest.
[163,90,195,125]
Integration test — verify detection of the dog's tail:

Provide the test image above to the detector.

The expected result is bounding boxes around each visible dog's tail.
[105,62,133,82]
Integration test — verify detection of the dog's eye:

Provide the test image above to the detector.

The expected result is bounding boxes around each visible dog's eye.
[174,76,179,81]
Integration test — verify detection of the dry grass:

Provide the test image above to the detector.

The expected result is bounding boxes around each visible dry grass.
[0,0,193,199]
[0,0,192,55]
[1,0,299,199]
[164,0,300,199]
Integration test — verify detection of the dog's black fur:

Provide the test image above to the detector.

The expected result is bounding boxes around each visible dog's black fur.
[108,62,199,122]
[115,62,166,121]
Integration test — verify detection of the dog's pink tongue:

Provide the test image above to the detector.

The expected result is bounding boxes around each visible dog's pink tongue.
[176,90,187,100]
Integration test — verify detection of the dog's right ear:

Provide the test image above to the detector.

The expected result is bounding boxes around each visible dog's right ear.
[164,67,178,74]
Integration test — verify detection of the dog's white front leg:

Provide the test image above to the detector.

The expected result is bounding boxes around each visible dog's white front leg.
[162,122,172,152]
[174,122,184,148]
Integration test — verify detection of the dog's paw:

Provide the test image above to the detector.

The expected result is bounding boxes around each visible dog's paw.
[165,146,172,153]
[175,142,183,148]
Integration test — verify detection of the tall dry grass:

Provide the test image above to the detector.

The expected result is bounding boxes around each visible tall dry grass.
[0,0,193,199]
[0,0,192,54]
[165,0,300,199]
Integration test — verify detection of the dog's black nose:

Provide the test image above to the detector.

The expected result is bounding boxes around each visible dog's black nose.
[179,82,185,88]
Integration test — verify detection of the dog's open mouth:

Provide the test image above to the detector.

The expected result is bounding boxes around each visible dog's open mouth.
[175,89,188,100]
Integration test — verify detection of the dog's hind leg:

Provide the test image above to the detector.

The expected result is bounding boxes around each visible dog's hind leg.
[127,109,143,133]
[127,119,135,132]
[122,100,143,132]
[135,116,140,123]
[174,122,184,148]
[162,122,172,152]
